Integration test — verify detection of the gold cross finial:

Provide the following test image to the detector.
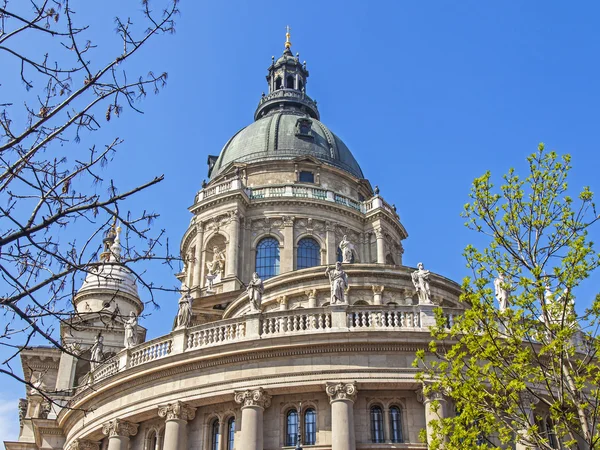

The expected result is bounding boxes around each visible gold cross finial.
[285,25,292,49]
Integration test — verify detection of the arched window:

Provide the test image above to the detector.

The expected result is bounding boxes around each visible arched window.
[286,75,295,89]
[275,77,282,90]
[226,417,235,450]
[256,237,280,279]
[211,419,220,450]
[389,406,403,443]
[385,253,395,265]
[286,409,298,446]
[304,408,317,445]
[370,406,384,443]
[297,238,320,269]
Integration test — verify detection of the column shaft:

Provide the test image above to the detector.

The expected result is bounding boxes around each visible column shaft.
[241,405,264,450]
[376,229,386,264]
[193,225,204,288]
[226,214,240,277]
[163,419,188,450]
[331,399,356,450]
[106,436,128,450]
[281,221,294,272]
[326,224,336,264]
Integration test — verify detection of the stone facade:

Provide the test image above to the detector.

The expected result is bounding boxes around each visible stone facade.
[6,36,473,450]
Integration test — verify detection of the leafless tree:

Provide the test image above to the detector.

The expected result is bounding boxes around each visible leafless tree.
[0,0,180,394]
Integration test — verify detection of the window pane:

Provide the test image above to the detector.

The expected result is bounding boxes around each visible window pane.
[227,417,235,450]
[297,238,320,269]
[286,410,298,446]
[256,237,280,279]
[299,171,314,183]
[304,408,317,445]
[211,420,220,450]
[389,406,403,443]
[370,406,384,443]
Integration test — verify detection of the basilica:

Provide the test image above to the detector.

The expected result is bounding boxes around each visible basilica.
[5,32,466,450]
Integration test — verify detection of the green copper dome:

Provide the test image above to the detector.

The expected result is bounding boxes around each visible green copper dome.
[208,43,364,180]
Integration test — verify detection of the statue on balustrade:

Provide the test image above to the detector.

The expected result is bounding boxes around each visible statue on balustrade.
[206,245,226,291]
[494,272,512,312]
[247,272,264,313]
[339,235,355,263]
[90,334,104,370]
[124,311,138,349]
[411,262,431,304]
[176,293,193,328]
[326,261,349,304]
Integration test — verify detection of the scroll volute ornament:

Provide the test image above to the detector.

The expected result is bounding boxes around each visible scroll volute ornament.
[234,387,272,409]
[157,401,197,422]
[101,418,139,437]
[325,381,358,403]
[68,439,100,450]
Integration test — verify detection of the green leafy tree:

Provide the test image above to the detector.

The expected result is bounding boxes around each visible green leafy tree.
[416,144,600,449]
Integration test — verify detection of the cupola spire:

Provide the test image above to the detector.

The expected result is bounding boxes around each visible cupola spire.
[285,25,292,49]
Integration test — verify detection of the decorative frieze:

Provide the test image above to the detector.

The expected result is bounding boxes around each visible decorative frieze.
[234,387,272,409]
[325,381,358,403]
[102,418,139,437]
[157,401,197,422]
[68,439,100,450]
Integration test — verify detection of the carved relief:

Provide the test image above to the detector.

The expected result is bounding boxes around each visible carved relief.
[102,418,139,437]
[325,381,358,403]
[234,387,272,409]
[158,401,197,422]
[68,439,101,450]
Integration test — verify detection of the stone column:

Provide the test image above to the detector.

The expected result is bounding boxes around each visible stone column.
[372,285,384,305]
[68,439,100,450]
[281,216,295,272]
[306,288,317,308]
[193,223,204,288]
[234,387,272,450]
[102,419,139,450]
[419,387,448,448]
[158,401,197,450]
[326,382,357,450]
[226,210,240,277]
[374,228,386,264]
[515,392,540,450]
[326,221,337,264]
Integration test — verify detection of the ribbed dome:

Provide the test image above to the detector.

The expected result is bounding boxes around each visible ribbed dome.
[210,111,364,179]
[78,263,139,298]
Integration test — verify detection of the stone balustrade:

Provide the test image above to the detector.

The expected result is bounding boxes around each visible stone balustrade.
[194,177,400,219]
[261,308,332,336]
[186,317,246,349]
[348,307,421,329]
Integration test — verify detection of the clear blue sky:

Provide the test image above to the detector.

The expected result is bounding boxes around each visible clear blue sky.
[2,0,600,440]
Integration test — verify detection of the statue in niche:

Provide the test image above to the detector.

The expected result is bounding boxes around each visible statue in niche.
[411,262,431,304]
[206,245,226,291]
[326,262,349,305]
[90,334,104,370]
[339,235,355,264]
[246,272,264,313]
[494,273,512,312]
[176,293,193,328]
[124,311,138,349]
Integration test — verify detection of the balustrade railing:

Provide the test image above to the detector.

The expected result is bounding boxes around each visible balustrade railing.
[348,308,421,329]
[92,356,120,382]
[130,336,173,368]
[261,309,332,336]
[187,319,246,349]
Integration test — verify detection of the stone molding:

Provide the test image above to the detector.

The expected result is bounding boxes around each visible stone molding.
[325,381,358,403]
[234,387,272,409]
[68,439,100,450]
[157,401,197,422]
[102,418,139,437]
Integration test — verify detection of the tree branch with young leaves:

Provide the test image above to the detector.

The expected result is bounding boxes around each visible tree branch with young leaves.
[0,0,180,395]
[416,144,600,449]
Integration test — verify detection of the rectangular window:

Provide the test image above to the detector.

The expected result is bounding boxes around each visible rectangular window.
[299,171,314,183]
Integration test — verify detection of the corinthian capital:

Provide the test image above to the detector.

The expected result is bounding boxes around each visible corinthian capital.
[234,387,272,409]
[157,401,197,422]
[325,381,357,403]
[68,439,100,450]
[101,419,139,437]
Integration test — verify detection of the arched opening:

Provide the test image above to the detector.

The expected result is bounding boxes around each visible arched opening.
[304,408,317,445]
[298,79,304,92]
[286,75,295,89]
[370,406,384,443]
[386,253,395,265]
[297,237,320,269]
[286,409,298,446]
[389,405,404,443]
[353,300,370,306]
[226,416,235,450]
[275,77,282,90]
[204,234,227,287]
[255,237,280,279]
[210,419,220,450]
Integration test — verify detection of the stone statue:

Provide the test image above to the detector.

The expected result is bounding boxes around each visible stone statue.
[339,235,354,263]
[246,272,264,313]
[90,334,104,370]
[326,262,349,304]
[124,312,138,349]
[206,246,226,290]
[411,262,431,304]
[176,293,193,329]
[494,273,511,311]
